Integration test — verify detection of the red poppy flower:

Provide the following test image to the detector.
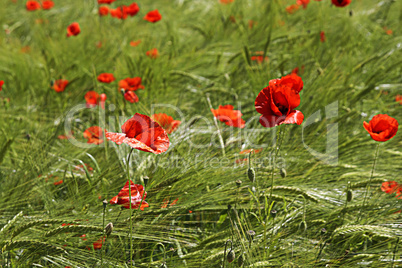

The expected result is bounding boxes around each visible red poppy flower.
[0,80,4,91]
[52,79,69,93]
[125,3,140,16]
[331,0,351,7]
[110,7,128,19]
[109,180,149,210]
[124,91,139,103]
[53,180,63,186]
[97,73,115,83]
[130,40,141,47]
[58,131,74,140]
[211,105,246,128]
[396,95,402,105]
[105,113,170,154]
[161,198,169,209]
[143,10,162,23]
[98,0,115,4]
[88,236,105,250]
[146,48,159,59]
[99,6,109,16]
[85,91,100,108]
[296,0,310,9]
[239,148,262,155]
[170,198,178,206]
[67,22,81,37]
[100,93,107,109]
[363,114,398,142]
[220,0,234,3]
[381,181,402,199]
[119,77,144,91]
[83,126,104,145]
[42,0,54,10]
[255,74,304,128]
[384,27,393,35]
[320,31,326,42]
[151,113,181,134]
[251,51,268,63]
[26,1,41,11]
[286,4,299,14]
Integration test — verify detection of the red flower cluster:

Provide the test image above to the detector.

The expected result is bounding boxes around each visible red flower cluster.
[381,181,402,199]
[26,1,54,11]
[211,105,245,128]
[363,114,398,142]
[143,10,162,23]
[255,73,304,128]
[251,51,268,63]
[151,113,181,134]
[119,77,144,91]
[52,79,69,93]
[83,126,104,145]
[67,22,80,37]
[102,3,139,20]
[106,113,170,154]
[110,180,149,210]
[146,48,159,59]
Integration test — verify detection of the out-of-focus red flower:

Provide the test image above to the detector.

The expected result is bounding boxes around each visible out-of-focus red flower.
[20,46,31,53]
[291,65,305,75]
[96,41,103,48]
[97,73,115,83]
[363,114,398,142]
[67,22,81,37]
[0,80,4,92]
[125,3,140,16]
[143,10,162,23]
[146,48,159,59]
[119,77,144,91]
[396,95,402,105]
[42,0,54,10]
[58,131,74,140]
[110,7,128,19]
[53,180,63,186]
[124,91,139,103]
[98,0,115,4]
[296,0,310,9]
[251,51,268,63]
[248,20,257,29]
[100,93,107,109]
[331,0,351,7]
[211,105,245,128]
[220,0,234,4]
[110,180,149,210]
[99,6,109,16]
[286,4,299,14]
[161,198,169,209]
[74,163,94,173]
[105,113,170,154]
[381,181,402,199]
[170,198,178,206]
[320,31,326,42]
[83,126,104,145]
[85,91,100,108]
[87,236,106,250]
[80,234,87,241]
[130,40,141,47]
[239,148,262,155]
[26,1,41,11]
[151,113,181,134]
[255,74,304,128]
[383,27,393,35]
[52,79,69,93]
[189,210,193,213]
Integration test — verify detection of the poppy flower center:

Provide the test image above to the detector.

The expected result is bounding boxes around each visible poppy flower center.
[276,104,288,115]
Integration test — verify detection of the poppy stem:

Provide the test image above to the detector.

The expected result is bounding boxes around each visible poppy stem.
[268,126,285,206]
[360,143,380,221]
[205,93,226,156]
[127,148,134,268]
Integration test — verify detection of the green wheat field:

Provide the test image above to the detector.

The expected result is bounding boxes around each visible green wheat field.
[0,0,401,267]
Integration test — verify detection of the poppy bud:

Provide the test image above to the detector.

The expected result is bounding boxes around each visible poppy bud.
[280,168,287,178]
[143,176,149,187]
[299,221,307,231]
[102,199,108,209]
[237,254,244,267]
[105,222,113,236]
[236,179,242,187]
[321,228,327,235]
[100,93,107,102]
[226,250,235,263]
[120,88,126,94]
[271,209,277,218]
[247,230,256,240]
[247,168,255,183]
[347,190,353,202]
[349,10,353,16]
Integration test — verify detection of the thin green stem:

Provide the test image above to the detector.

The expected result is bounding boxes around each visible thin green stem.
[127,148,134,268]
[205,93,226,156]
[360,143,380,221]
[268,126,285,206]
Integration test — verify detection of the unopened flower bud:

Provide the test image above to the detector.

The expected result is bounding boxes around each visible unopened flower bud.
[280,168,287,178]
[143,176,149,187]
[102,199,108,209]
[271,209,277,218]
[321,228,327,235]
[247,168,255,183]
[237,254,244,267]
[236,179,242,187]
[105,222,113,236]
[226,250,235,263]
[299,221,307,231]
[347,190,353,202]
